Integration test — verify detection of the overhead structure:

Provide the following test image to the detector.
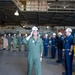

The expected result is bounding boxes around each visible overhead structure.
[0,0,75,26]
[13,0,75,12]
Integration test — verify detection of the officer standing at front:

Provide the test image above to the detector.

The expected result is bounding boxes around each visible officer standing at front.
[62,28,74,75]
[7,34,12,51]
[50,33,57,59]
[23,26,43,75]
[56,32,63,63]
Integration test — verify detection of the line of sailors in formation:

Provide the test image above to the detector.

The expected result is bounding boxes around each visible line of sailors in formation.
[42,28,74,75]
[42,32,66,73]
[1,28,74,75]
[1,33,28,51]
[43,32,63,62]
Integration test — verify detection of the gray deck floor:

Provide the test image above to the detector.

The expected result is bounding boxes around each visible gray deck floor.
[0,50,75,75]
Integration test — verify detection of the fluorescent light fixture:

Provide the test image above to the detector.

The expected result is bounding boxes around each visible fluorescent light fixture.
[47,26,49,28]
[23,26,25,28]
[64,6,66,9]
[14,10,19,16]
[48,6,50,9]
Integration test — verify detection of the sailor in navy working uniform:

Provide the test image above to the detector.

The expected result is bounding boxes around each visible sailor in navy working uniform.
[56,32,63,63]
[43,34,49,57]
[50,33,57,59]
[62,28,74,75]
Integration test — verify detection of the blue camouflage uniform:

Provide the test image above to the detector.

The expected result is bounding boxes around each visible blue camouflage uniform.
[50,37,57,59]
[43,38,49,56]
[57,36,63,63]
[63,35,74,75]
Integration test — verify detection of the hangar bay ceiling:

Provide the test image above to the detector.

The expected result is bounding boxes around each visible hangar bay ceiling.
[0,0,75,26]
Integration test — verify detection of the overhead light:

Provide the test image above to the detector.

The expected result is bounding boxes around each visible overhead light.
[48,6,50,9]
[64,6,66,9]
[23,26,25,28]
[14,10,19,16]
[47,26,49,28]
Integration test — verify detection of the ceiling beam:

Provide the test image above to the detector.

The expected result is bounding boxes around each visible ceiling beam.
[48,12,56,24]
[57,13,74,24]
